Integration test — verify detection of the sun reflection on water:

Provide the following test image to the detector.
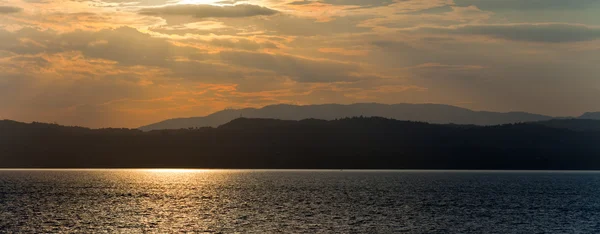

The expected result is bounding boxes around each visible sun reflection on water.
[142,169,214,173]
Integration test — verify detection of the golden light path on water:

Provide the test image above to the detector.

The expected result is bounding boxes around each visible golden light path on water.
[142,168,215,173]
[1,170,600,232]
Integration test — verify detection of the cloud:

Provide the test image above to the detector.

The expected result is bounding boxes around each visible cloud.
[68,27,184,67]
[59,27,257,82]
[0,6,22,14]
[211,38,279,50]
[10,56,51,67]
[22,0,51,3]
[0,27,252,82]
[414,23,600,43]
[219,51,362,83]
[0,53,165,128]
[287,1,313,6]
[73,0,172,6]
[139,4,278,19]
[227,14,371,36]
[407,63,485,71]
[2,0,600,127]
[320,0,396,8]
[454,0,600,11]
[148,21,233,35]
[318,47,369,56]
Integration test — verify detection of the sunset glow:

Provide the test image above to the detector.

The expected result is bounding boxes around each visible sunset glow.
[0,0,598,128]
[177,0,223,5]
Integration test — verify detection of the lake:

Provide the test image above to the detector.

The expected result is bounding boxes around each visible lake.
[1,170,599,233]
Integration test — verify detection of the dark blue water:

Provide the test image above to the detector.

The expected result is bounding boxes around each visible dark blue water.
[1,170,599,233]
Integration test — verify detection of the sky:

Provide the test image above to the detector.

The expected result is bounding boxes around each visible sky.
[0,0,599,128]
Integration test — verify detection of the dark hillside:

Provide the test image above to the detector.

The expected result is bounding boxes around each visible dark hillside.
[1,118,599,169]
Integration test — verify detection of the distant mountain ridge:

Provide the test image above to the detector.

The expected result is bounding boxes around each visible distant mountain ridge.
[139,103,558,131]
[580,112,600,120]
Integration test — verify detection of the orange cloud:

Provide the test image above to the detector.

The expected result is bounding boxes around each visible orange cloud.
[318,47,369,56]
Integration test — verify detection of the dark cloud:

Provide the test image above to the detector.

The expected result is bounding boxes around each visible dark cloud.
[22,0,51,3]
[73,0,170,6]
[320,0,395,8]
[454,0,600,11]
[225,14,371,36]
[207,38,279,50]
[402,6,454,15]
[416,23,600,43]
[287,0,313,5]
[10,56,50,67]
[0,27,188,67]
[0,6,22,14]
[0,28,63,55]
[60,27,180,67]
[215,0,245,4]
[287,0,396,8]
[0,27,251,83]
[139,4,278,19]
[59,27,249,81]
[148,25,237,36]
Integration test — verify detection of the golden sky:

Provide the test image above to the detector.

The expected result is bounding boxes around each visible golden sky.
[0,0,599,128]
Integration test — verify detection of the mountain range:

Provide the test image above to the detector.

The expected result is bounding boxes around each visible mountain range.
[580,112,600,120]
[139,103,600,131]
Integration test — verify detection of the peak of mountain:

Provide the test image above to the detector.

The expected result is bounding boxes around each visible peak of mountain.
[580,112,600,120]
[138,103,555,131]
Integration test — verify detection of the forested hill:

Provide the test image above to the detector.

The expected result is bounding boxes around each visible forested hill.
[1,118,600,169]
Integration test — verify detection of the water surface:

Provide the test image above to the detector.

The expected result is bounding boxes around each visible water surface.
[1,170,599,233]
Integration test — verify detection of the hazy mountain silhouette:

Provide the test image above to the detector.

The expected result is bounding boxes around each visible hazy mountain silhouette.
[139,103,555,131]
[580,112,600,120]
[2,118,600,169]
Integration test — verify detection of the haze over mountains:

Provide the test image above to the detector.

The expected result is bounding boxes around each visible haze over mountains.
[139,103,599,131]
